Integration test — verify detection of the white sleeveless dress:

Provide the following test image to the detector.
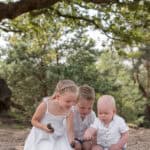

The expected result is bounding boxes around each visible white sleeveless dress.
[24,98,72,150]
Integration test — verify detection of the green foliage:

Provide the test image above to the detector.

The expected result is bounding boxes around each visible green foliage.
[0,0,149,127]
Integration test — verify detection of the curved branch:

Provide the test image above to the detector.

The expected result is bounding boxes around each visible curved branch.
[0,26,21,33]
[53,8,127,42]
[83,0,117,4]
[0,0,60,21]
[0,0,118,22]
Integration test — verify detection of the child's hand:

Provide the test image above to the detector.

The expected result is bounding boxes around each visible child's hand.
[70,140,75,148]
[109,144,122,150]
[47,123,54,132]
[83,130,93,140]
[42,124,54,133]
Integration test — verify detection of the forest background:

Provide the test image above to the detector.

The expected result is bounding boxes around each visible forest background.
[0,0,150,128]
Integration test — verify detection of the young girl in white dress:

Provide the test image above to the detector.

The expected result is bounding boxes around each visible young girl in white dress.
[24,79,78,150]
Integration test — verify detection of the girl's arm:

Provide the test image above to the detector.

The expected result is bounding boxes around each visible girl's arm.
[66,111,75,144]
[31,102,51,133]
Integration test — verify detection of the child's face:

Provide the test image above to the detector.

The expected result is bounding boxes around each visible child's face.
[77,98,93,118]
[97,103,115,124]
[58,92,77,111]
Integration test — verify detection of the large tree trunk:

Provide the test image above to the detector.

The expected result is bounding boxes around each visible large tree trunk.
[0,78,25,113]
[0,79,12,112]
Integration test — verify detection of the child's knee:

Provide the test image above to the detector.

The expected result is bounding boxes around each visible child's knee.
[82,141,92,150]
[92,145,103,150]
[75,142,82,150]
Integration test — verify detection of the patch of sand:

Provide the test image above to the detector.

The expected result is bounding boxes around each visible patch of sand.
[0,128,150,150]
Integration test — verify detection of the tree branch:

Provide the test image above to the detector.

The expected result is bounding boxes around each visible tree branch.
[83,0,117,4]
[0,26,21,33]
[0,0,60,21]
[0,0,119,22]
[52,7,128,42]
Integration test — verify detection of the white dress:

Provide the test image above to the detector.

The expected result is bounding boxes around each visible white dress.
[24,98,72,150]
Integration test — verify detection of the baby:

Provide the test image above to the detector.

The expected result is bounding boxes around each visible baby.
[84,95,129,150]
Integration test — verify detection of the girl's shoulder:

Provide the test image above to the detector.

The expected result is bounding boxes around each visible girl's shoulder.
[42,97,57,115]
[42,96,55,108]
[42,96,51,103]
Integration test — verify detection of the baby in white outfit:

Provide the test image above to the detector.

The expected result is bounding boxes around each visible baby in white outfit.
[84,95,129,150]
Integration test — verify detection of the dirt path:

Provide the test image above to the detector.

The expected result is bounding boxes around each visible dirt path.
[0,127,150,150]
[127,128,150,150]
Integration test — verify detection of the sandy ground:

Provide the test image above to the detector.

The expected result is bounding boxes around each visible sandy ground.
[0,127,150,150]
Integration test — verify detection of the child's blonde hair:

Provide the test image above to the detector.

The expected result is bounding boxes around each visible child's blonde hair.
[52,79,78,98]
[98,95,116,111]
[78,84,95,101]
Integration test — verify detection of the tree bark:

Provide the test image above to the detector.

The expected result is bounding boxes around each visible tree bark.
[0,0,59,21]
[0,0,116,22]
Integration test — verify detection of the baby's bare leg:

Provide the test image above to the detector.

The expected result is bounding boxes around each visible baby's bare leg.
[92,144,103,150]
